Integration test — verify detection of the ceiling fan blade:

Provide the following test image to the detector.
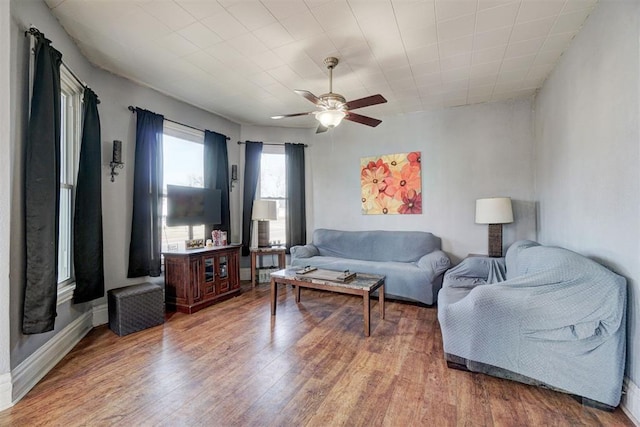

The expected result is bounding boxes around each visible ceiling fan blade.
[294,90,326,106]
[344,94,387,110]
[271,112,314,119]
[345,112,382,127]
[316,124,329,134]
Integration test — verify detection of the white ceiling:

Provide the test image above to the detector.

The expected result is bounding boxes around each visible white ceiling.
[45,0,598,128]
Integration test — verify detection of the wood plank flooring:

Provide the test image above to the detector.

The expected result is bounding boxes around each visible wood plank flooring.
[0,282,633,426]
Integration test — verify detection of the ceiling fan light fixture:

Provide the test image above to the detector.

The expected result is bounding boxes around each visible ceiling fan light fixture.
[316,109,346,128]
[273,57,386,129]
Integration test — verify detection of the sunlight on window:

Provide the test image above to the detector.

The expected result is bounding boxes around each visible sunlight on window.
[58,69,82,286]
[162,133,206,250]
[260,153,285,198]
[163,135,204,189]
[260,153,286,245]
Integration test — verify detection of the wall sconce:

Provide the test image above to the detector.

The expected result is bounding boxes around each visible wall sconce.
[110,140,124,182]
[230,164,238,191]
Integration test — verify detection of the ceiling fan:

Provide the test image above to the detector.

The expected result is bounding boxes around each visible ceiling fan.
[271,57,387,133]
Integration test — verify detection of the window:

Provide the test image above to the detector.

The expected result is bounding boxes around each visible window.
[259,147,287,245]
[161,122,206,251]
[57,66,83,302]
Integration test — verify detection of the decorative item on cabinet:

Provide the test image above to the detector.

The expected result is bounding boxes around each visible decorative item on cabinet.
[211,230,227,246]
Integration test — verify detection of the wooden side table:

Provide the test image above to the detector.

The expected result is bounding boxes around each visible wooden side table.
[250,247,286,287]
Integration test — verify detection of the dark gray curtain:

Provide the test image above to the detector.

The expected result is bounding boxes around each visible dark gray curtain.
[127,108,164,278]
[73,88,104,303]
[23,33,62,334]
[204,130,230,237]
[241,141,263,256]
[285,143,306,251]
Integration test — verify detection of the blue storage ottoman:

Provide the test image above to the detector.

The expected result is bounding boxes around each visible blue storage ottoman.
[108,282,164,336]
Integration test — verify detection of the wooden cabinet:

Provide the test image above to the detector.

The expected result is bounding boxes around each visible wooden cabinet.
[163,245,241,314]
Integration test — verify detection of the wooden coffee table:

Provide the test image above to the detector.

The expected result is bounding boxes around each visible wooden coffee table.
[270,268,385,337]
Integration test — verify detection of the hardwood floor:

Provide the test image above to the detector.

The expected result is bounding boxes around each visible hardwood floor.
[0,282,633,426]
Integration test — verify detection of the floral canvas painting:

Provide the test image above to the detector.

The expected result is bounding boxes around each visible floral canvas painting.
[361,152,422,215]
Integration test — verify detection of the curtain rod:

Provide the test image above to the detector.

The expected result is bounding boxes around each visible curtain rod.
[128,106,230,140]
[237,140,308,147]
[25,27,100,104]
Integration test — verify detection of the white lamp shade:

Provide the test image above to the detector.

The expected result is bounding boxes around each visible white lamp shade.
[315,109,346,128]
[475,197,514,224]
[252,199,277,221]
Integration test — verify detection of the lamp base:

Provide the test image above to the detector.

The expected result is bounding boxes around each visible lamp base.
[488,223,503,257]
[257,221,270,248]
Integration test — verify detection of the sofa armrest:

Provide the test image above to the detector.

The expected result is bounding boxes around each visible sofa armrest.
[417,250,451,276]
[290,244,319,259]
[443,256,506,288]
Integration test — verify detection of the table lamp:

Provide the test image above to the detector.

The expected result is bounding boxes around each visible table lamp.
[475,197,514,257]
[252,200,277,247]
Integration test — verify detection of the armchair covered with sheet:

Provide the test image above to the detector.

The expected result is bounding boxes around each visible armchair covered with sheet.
[437,240,627,409]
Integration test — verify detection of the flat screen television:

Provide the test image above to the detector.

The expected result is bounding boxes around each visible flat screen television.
[166,185,221,227]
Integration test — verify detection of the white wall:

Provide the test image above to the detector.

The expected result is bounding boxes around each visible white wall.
[91,71,241,292]
[10,0,98,372]
[9,0,241,373]
[534,0,640,417]
[240,100,537,264]
[239,124,314,247]
[0,0,13,411]
[12,0,637,417]
[241,100,536,262]
[308,99,537,262]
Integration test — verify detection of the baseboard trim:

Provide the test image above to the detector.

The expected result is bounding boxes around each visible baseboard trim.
[623,377,640,426]
[0,372,12,411]
[92,303,108,327]
[11,310,93,404]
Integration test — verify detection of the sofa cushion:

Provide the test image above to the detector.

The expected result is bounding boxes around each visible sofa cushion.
[294,255,437,302]
[312,228,441,263]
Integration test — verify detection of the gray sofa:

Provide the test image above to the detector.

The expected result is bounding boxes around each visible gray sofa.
[438,240,627,409]
[290,229,451,305]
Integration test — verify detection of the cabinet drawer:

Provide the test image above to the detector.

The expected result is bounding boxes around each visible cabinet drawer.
[217,279,231,294]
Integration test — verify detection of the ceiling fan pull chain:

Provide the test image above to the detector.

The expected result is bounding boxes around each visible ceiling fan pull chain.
[329,65,333,94]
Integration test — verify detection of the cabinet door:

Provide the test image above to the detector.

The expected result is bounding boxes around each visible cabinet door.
[165,256,189,306]
[201,255,217,299]
[216,254,231,294]
[229,250,240,290]
[190,258,201,303]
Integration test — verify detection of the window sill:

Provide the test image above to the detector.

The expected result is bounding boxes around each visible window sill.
[57,282,76,306]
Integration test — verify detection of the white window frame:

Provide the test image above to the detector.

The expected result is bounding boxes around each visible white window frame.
[57,66,83,305]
